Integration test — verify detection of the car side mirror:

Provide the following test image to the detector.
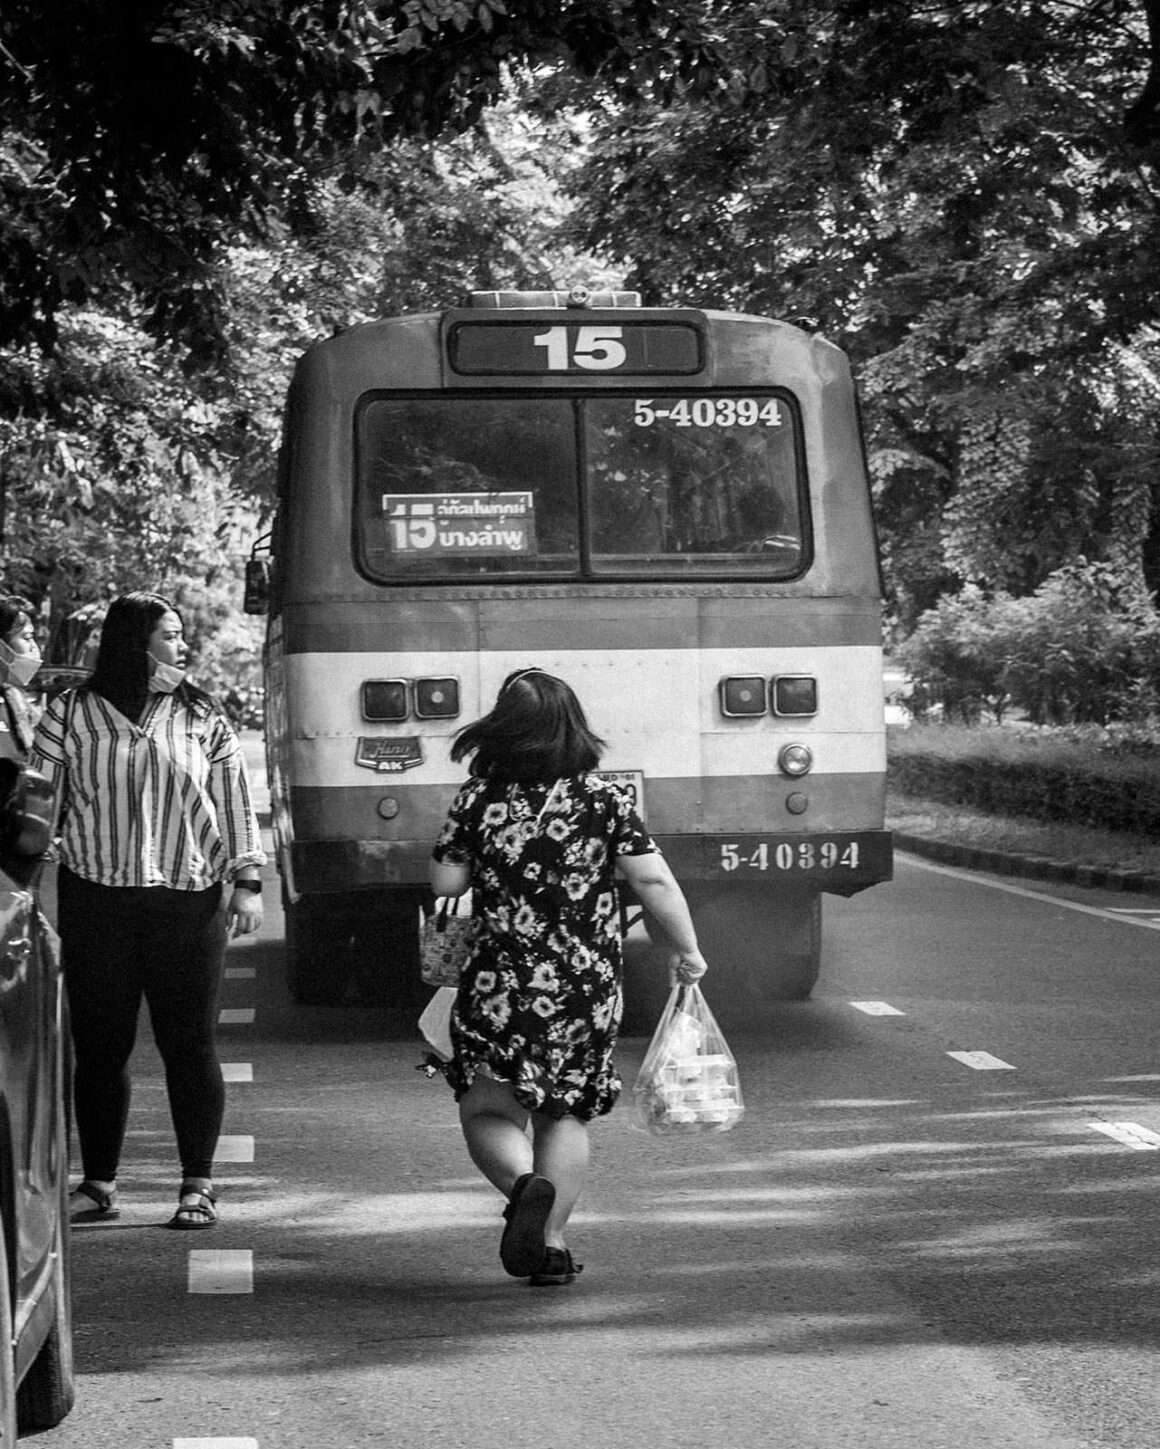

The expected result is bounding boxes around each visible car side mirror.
[244,557,271,615]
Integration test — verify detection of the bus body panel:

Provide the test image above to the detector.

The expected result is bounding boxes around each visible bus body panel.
[262,304,892,1008]
[278,314,881,608]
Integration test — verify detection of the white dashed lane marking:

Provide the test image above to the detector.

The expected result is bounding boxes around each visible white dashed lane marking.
[174,1441,259,1449]
[946,1050,1017,1071]
[216,1135,255,1163]
[220,1062,253,1082]
[225,965,257,979]
[850,1000,906,1016]
[187,1250,253,1294]
[1088,1122,1160,1150]
[219,1007,255,1025]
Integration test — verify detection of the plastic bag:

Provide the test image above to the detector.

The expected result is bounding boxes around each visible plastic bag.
[632,982,744,1134]
[418,986,456,1060]
[420,894,476,987]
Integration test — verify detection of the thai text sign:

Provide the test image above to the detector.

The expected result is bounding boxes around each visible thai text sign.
[382,492,535,556]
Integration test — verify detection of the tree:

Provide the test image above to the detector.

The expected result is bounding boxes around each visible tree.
[0,99,607,640]
[560,1,1160,630]
[0,0,723,365]
[900,562,1160,725]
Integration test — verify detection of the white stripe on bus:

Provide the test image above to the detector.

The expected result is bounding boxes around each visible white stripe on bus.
[282,645,885,783]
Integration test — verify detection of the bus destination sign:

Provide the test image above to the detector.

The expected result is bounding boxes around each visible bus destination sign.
[381,492,536,557]
[448,321,704,376]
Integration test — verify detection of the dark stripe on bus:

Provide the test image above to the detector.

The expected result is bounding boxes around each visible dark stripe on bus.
[283,771,886,843]
[280,596,882,654]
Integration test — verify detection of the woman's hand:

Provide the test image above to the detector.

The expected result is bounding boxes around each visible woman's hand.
[227,889,264,938]
[669,948,708,985]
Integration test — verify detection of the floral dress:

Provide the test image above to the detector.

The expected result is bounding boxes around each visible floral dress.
[431,773,657,1120]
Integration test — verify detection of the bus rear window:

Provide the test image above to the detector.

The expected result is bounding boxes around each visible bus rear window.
[357,397,579,580]
[355,392,808,582]
[585,394,805,576]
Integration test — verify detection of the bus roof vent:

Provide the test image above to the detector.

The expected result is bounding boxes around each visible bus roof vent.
[467,288,642,310]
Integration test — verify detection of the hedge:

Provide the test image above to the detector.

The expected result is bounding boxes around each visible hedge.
[887,727,1160,836]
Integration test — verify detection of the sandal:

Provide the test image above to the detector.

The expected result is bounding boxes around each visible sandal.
[68,1181,119,1222]
[529,1246,583,1287]
[167,1183,219,1231]
[499,1173,555,1277]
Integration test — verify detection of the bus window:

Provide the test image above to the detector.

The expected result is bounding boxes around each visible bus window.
[355,391,808,583]
[356,396,579,579]
[584,393,806,575]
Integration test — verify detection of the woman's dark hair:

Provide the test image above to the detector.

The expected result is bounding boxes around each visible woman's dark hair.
[86,591,210,721]
[451,668,605,782]
[0,596,33,642]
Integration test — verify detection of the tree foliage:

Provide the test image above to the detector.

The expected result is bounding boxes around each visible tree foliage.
[560,1,1160,631]
[898,563,1160,726]
[0,101,605,662]
[0,0,722,363]
[5,0,1160,686]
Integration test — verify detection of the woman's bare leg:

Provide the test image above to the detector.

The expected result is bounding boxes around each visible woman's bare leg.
[458,1076,533,1196]
[531,1111,589,1249]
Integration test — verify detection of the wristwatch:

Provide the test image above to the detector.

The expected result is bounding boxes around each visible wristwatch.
[231,879,262,894]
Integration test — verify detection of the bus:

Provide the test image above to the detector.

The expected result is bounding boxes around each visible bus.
[247,288,892,1026]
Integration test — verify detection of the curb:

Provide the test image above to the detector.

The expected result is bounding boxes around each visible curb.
[892,832,1160,897]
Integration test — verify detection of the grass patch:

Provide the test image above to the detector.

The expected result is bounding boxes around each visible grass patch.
[888,789,1160,875]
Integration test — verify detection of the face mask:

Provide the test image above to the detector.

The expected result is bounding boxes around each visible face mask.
[0,640,41,688]
[147,653,186,694]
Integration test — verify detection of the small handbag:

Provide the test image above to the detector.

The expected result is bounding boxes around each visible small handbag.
[420,894,477,987]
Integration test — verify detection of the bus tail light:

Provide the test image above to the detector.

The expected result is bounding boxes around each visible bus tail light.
[772,675,817,717]
[414,677,460,719]
[362,679,408,722]
[719,676,767,717]
[778,743,814,777]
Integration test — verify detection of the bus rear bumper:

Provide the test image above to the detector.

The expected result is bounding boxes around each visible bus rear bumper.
[284,829,893,899]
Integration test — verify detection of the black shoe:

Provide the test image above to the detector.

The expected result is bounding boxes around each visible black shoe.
[68,1181,120,1223]
[529,1247,582,1287]
[500,1173,556,1277]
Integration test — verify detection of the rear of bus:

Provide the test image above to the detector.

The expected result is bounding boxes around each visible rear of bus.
[253,291,892,1022]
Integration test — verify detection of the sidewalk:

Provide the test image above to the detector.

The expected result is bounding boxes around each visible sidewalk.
[892,828,1160,895]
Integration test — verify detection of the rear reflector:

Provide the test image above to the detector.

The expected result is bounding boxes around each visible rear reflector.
[414,677,460,719]
[719,676,767,717]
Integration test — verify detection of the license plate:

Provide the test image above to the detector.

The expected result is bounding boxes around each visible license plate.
[715,832,891,879]
[595,769,645,819]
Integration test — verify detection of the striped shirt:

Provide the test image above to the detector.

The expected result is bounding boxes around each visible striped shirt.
[30,688,267,891]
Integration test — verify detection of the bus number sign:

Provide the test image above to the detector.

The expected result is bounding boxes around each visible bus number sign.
[448,322,703,376]
[382,492,535,557]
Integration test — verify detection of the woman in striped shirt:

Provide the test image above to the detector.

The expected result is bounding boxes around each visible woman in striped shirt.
[30,592,267,1231]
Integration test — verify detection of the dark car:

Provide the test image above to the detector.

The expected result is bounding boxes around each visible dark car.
[0,761,75,1442]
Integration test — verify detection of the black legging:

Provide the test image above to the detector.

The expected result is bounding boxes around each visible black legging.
[58,867,228,1183]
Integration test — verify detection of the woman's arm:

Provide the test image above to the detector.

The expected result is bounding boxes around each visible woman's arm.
[204,710,266,935]
[615,851,708,982]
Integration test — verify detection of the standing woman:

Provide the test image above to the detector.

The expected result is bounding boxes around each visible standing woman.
[430,667,708,1286]
[29,591,267,1229]
[0,595,43,760]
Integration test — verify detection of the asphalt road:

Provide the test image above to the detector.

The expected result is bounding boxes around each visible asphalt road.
[30,824,1160,1449]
